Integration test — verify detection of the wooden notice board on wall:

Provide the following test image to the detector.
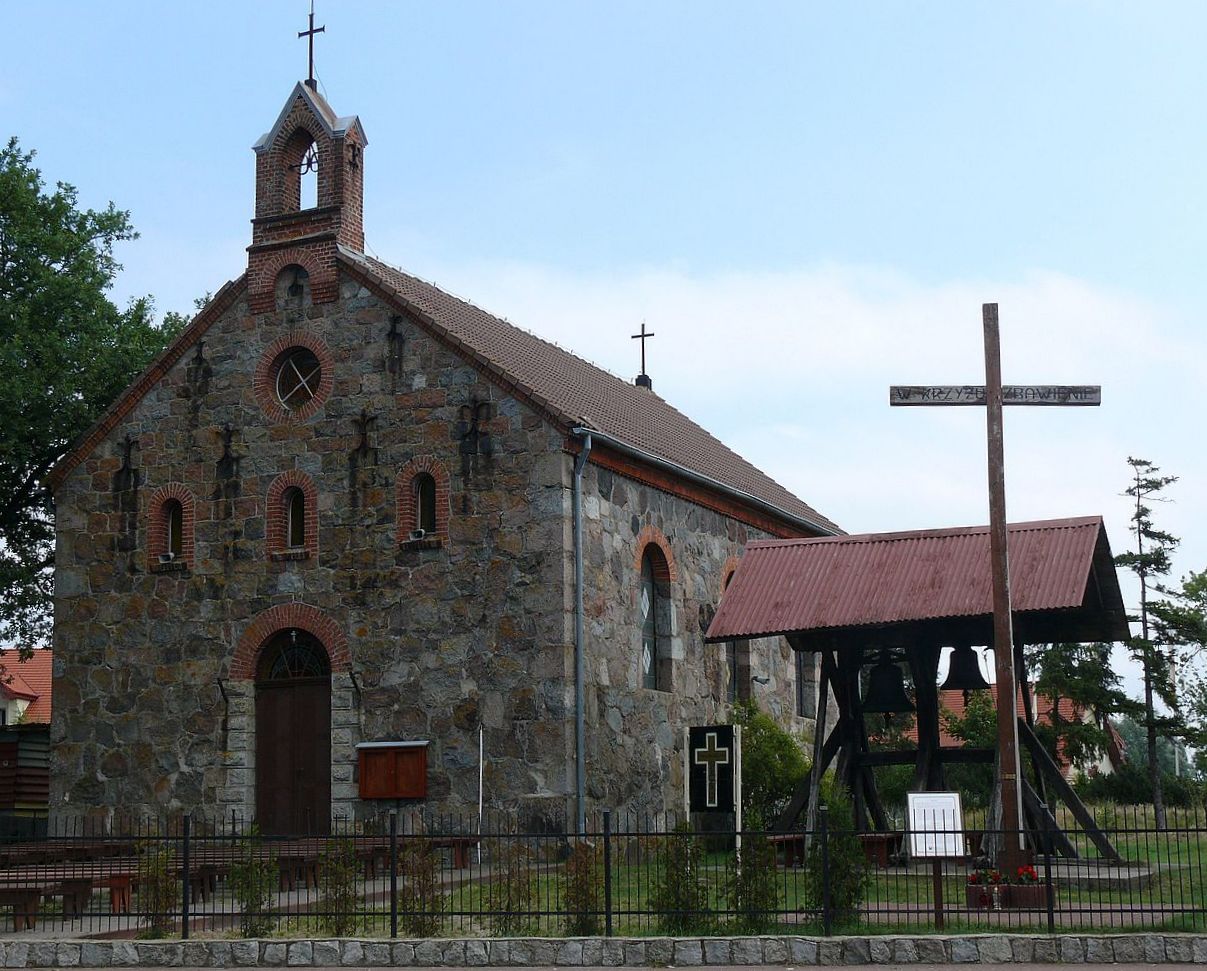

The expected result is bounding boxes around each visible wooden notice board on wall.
[357,741,429,800]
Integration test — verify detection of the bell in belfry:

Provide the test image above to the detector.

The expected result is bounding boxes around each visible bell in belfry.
[940,643,991,703]
[862,652,915,717]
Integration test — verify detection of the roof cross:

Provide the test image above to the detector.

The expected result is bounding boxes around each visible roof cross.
[298,1,326,91]
[631,320,655,385]
[889,302,1101,876]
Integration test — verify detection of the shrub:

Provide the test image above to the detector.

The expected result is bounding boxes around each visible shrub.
[725,810,780,933]
[318,835,362,937]
[228,827,277,937]
[731,699,809,824]
[486,837,535,936]
[1076,761,1203,808]
[136,840,179,939]
[801,774,867,926]
[396,838,445,937]
[649,820,712,935]
[562,838,604,936]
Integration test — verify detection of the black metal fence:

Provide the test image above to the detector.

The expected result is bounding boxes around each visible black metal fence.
[0,805,1203,938]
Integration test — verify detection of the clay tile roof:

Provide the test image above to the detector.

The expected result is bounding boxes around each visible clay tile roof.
[342,249,839,534]
[706,516,1128,643]
[0,650,52,724]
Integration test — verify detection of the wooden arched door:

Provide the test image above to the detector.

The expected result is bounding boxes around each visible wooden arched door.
[255,630,331,835]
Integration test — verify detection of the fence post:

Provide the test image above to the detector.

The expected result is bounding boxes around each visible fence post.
[1040,805,1055,935]
[181,814,191,940]
[819,805,832,936]
[603,810,614,937]
[389,811,399,939]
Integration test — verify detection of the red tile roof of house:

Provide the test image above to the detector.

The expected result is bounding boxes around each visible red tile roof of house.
[0,650,51,724]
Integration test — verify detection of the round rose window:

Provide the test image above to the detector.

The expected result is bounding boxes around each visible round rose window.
[275,347,322,411]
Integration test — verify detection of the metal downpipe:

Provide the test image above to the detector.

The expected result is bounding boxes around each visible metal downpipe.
[572,431,592,835]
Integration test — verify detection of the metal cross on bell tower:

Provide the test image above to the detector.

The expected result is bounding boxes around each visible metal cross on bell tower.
[298,1,326,91]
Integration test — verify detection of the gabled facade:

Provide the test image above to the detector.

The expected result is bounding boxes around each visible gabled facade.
[49,83,837,831]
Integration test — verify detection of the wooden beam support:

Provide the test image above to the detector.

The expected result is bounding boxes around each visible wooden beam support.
[1017,718,1121,862]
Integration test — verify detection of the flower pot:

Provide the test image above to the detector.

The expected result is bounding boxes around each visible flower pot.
[965,884,994,909]
[1005,883,1047,909]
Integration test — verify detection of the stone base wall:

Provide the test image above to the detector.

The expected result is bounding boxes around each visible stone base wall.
[9,933,1206,967]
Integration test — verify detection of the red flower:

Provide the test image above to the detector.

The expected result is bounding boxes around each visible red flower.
[1016,865,1038,884]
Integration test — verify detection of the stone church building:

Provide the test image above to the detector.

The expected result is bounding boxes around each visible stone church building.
[48,80,839,832]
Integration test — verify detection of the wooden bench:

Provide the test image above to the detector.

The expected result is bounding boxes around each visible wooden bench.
[0,886,43,931]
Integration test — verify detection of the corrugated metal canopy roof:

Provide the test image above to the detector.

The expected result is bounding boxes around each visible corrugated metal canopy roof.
[705,516,1129,646]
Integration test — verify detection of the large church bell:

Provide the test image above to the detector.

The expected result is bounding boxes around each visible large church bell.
[940,643,991,702]
[862,651,915,716]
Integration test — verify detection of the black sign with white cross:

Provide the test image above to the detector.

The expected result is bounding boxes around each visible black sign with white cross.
[688,725,736,813]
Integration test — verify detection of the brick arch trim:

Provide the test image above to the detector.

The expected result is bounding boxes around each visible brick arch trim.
[634,524,678,583]
[231,603,350,680]
[395,456,451,544]
[719,554,741,595]
[249,247,338,315]
[147,483,196,570]
[253,331,335,425]
[267,469,319,559]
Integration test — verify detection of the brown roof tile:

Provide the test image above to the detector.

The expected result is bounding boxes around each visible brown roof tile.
[343,250,838,534]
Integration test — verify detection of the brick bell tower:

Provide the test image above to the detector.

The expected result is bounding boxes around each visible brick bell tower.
[247,80,368,314]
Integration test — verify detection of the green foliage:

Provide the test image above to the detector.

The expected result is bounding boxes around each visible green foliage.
[724,811,780,933]
[941,691,997,809]
[318,835,361,937]
[228,827,277,937]
[1116,457,1183,824]
[135,841,178,939]
[0,138,185,647]
[649,820,712,935]
[1030,642,1140,770]
[486,837,535,936]
[396,839,445,938]
[562,838,604,936]
[802,775,867,924]
[1076,760,1203,808]
[866,710,916,813]
[730,699,809,824]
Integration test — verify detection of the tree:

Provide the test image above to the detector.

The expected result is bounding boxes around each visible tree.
[730,699,809,824]
[1028,642,1138,771]
[0,139,183,649]
[941,691,997,808]
[1114,457,1181,828]
[1152,568,1207,760]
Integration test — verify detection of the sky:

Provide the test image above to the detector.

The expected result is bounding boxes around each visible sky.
[4,2,1205,694]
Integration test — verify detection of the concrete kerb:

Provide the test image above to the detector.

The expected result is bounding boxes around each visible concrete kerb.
[5,934,1207,967]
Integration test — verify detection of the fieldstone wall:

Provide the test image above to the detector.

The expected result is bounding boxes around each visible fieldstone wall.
[52,271,572,822]
[6,933,1205,967]
[576,460,824,815]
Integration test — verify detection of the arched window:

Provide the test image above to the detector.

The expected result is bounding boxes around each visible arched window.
[268,471,317,560]
[285,487,306,549]
[396,458,450,547]
[640,546,673,691]
[164,499,184,560]
[147,485,195,571]
[414,473,436,534]
[720,571,749,704]
[281,129,319,213]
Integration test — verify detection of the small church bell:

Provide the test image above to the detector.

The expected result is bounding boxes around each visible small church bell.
[940,644,991,702]
[862,652,915,715]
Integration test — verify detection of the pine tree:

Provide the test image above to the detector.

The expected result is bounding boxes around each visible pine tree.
[1114,457,1180,828]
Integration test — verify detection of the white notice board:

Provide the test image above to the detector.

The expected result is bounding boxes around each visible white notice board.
[907,791,964,859]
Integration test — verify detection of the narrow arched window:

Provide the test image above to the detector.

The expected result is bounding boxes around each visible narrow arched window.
[640,547,673,691]
[285,487,306,548]
[414,472,436,534]
[164,499,183,560]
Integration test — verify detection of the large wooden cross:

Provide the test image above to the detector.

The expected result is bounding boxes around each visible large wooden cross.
[890,303,1101,873]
